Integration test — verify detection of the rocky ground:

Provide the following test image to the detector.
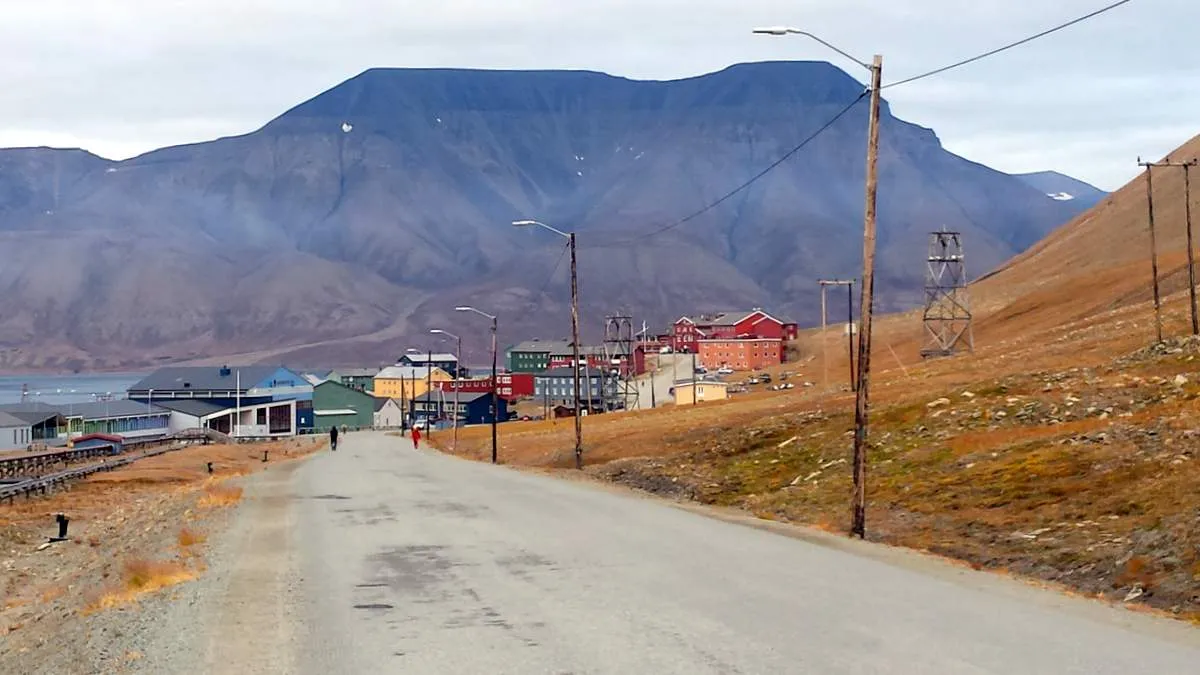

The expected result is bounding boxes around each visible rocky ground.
[0,438,323,673]
[590,336,1200,622]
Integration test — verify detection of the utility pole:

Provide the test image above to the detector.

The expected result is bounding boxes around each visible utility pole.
[691,351,698,406]
[851,54,883,540]
[1139,159,1164,343]
[1188,162,1198,336]
[819,279,856,390]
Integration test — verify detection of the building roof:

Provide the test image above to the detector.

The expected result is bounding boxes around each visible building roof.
[509,339,571,355]
[302,373,326,386]
[678,309,792,328]
[7,410,64,425]
[412,391,491,404]
[0,401,63,414]
[152,399,229,418]
[0,411,28,428]
[337,368,381,378]
[674,379,728,388]
[61,400,169,420]
[128,366,279,393]
[535,367,605,379]
[373,397,396,412]
[401,353,458,363]
[375,365,446,380]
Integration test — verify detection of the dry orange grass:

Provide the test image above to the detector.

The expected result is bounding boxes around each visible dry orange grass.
[177,527,206,548]
[197,481,243,508]
[85,558,196,612]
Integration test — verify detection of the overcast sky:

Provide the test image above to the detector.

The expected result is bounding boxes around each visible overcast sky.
[1,0,1195,191]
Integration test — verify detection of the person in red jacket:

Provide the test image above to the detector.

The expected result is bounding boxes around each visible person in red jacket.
[411,424,421,450]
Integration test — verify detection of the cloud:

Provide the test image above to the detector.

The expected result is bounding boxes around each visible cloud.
[0,0,1195,190]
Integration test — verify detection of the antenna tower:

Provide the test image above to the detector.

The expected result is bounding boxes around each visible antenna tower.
[603,311,637,411]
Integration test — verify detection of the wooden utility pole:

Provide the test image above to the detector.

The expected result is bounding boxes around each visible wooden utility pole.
[1187,162,1198,336]
[851,54,883,540]
[569,232,583,469]
[1139,159,1164,343]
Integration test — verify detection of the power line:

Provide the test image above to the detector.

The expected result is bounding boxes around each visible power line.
[594,92,867,247]
[884,0,1136,90]
[508,239,571,326]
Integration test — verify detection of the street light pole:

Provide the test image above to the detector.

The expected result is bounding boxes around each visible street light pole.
[455,306,499,464]
[754,26,882,539]
[513,219,584,469]
[430,329,462,452]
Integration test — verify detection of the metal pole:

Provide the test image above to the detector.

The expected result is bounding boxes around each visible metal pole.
[848,280,856,390]
[851,55,883,539]
[1186,163,1198,335]
[1142,161,1163,343]
[490,317,499,464]
[570,232,583,469]
[454,336,461,451]
[427,348,434,423]
[691,351,697,406]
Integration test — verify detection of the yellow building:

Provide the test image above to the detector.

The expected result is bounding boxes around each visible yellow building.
[672,379,729,405]
[373,366,453,400]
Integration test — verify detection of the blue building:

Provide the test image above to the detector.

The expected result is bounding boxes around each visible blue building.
[411,391,508,426]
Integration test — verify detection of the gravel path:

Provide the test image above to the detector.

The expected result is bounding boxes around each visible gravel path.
[130,431,1200,674]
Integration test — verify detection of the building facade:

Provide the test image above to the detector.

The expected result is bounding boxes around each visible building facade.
[698,338,783,371]
[533,368,605,407]
[669,309,798,354]
[373,366,453,400]
[312,380,376,431]
[62,400,171,439]
[672,380,729,405]
[0,411,32,450]
[435,373,536,400]
[374,398,404,429]
[330,368,381,392]
[411,391,509,426]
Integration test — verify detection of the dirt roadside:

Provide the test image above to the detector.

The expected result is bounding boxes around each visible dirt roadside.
[0,437,324,674]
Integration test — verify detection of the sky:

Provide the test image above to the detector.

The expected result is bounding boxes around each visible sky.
[0,0,1196,191]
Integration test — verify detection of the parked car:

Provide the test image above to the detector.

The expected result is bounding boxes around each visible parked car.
[717,367,734,375]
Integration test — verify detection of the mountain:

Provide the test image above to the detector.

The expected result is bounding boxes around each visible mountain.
[0,62,1091,370]
[1014,171,1108,210]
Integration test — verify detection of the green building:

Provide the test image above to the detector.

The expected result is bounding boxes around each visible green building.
[506,340,567,373]
[312,380,375,431]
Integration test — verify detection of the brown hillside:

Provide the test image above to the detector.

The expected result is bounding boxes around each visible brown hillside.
[973,133,1200,339]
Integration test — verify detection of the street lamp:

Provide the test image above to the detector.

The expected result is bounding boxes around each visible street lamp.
[430,329,461,453]
[513,219,583,470]
[405,347,422,431]
[455,306,499,464]
[754,26,882,539]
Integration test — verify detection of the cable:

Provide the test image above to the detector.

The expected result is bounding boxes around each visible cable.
[883,0,1135,89]
[594,91,867,247]
[508,240,571,326]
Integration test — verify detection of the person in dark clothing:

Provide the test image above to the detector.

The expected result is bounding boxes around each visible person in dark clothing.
[329,425,339,451]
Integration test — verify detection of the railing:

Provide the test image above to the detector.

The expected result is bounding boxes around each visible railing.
[0,443,185,503]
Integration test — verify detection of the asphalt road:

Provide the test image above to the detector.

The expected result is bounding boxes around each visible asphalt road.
[146,431,1200,674]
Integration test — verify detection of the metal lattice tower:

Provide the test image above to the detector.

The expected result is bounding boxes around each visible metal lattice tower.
[921,230,974,359]
[603,312,637,411]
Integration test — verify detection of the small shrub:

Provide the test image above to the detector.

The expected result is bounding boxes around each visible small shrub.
[177,528,206,548]
[198,482,243,508]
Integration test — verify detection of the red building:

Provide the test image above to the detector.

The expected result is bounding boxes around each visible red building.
[436,373,535,401]
[669,309,797,354]
[698,338,783,371]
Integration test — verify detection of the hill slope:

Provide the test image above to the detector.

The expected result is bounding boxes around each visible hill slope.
[0,62,1089,369]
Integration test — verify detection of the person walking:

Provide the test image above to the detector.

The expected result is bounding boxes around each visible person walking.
[411,424,421,450]
[329,425,338,451]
